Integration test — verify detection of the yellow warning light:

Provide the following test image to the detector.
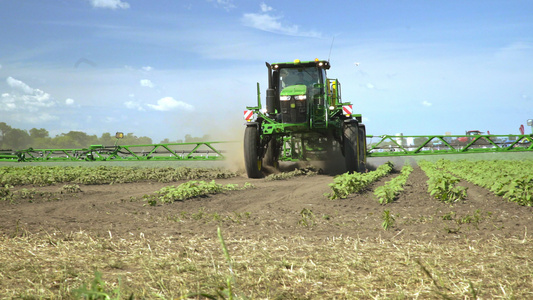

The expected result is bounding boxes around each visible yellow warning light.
[294,59,300,64]
[315,58,319,62]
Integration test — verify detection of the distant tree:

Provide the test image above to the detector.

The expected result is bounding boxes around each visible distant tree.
[29,128,49,139]
[52,131,98,148]
[3,128,31,149]
[184,134,211,143]
[136,136,152,145]
[31,137,53,149]
[121,133,152,145]
[98,132,116,146]
[0,122,12,148]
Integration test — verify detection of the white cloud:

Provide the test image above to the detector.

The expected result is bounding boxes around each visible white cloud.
[422,101,432,107]
[366,83,375,89]
[147,97,194,112]
[7,77,34,94]
[5,77,55,111]
[141,66,153,72]
[140,79,154,88]
[242,4,321,38]
[211,0,235,11]
[65,98,75,105]
[1,93,16,111]
[89,0,130,9]
[260,3,272,12]
[124,100,145,111]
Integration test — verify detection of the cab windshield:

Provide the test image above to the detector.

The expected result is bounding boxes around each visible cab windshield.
[279,67,321,90]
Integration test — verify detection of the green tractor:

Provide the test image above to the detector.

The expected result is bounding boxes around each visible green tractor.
[243,58,367,178]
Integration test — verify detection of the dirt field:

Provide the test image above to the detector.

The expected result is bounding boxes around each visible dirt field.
[2,165,532,241]
[1,161,533,298]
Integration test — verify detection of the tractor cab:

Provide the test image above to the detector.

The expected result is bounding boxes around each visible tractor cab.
[266,59,332,125]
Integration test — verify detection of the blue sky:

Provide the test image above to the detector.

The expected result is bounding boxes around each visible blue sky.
[0,0,532,143]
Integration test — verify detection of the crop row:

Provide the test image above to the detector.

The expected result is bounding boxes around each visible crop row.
[326,162,394,199]
[148,180,254,205]
[436,159,533,206]
[418,160,468,203]
[374,164,414,204]
[0,166,237,186]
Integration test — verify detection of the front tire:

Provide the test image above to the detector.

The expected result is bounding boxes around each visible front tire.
[343,122,360,173]
[244,126,263,178]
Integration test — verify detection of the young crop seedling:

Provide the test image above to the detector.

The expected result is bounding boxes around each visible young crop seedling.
[59,184,82,194]
[382,209,395,230]
[298,208,316,227]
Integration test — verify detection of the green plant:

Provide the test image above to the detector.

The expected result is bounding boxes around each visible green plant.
[192,207,206,220]
[374,164,413,204]
[434,159,533,206]
[72,271,131,300]
[0,185,13,202]
[19,188,37,199]
[326,162,394,200]
[152,180,253,204]
[441,211,456,220]
[457,210,483,226]
[419,160,468,203]
[381,210,395,230]
[60,184,82,194]
[184,227,240,300]
[298,208,315,227]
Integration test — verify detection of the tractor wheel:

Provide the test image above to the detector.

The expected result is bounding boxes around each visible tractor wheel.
[358,124,367,172]
[264,137,279,169]
[244,125,263,178]
[343,122,360,173]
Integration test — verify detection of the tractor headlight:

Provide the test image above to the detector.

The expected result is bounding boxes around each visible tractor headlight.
[280,95,291,101]
[294,95,306,100]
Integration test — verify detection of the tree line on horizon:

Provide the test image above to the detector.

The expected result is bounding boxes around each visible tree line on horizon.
[0,123,210,150]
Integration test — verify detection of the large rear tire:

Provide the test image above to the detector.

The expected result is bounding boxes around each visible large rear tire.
[358,124,367,172]
[244,126,263,178]
[343,122,360,173]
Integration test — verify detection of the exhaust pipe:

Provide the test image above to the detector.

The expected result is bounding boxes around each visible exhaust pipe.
[265,62,276,114]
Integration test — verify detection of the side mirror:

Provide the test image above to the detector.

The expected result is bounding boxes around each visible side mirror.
[528,119,533,126]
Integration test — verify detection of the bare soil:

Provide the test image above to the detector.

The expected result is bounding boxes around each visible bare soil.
[2,166,532,242]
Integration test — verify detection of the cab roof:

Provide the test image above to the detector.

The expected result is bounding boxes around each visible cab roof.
[270,59,330,70]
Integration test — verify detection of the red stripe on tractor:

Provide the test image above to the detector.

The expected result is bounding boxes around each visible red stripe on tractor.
[343,105,352,115]
[244,110,253,120]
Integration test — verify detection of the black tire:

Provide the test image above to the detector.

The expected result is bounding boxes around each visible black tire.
[343,122,360,173]
[358,124,367,172]
[264,137,279,169]
[244,126,263,178]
